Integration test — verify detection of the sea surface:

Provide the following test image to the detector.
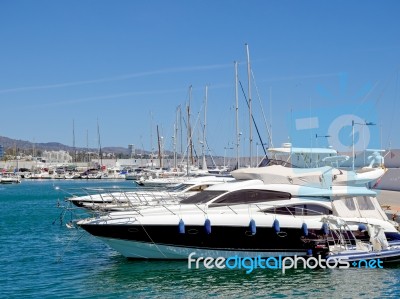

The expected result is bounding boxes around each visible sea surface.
[1,180,400,299]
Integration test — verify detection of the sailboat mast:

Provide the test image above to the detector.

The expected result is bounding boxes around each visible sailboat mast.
[174,106,179,170]
[246,43,253,167]
[173,122,177,170]
[235,61,240,169]
[72,119,76,163]
[86,129,89,164]
[187,85,194,173]
[202,85,208,170]
[269,86,273,147]
[157,125,162,169]
[179,105,183,159]
[97,118,103,168]
[150,111,154,159]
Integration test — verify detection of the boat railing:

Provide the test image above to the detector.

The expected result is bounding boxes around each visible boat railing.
[107,202,334,218]
[320,216,366,253]
[63,186,189,213]
[63,185,168,201]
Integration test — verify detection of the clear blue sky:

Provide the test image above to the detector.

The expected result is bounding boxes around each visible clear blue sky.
[1,1,399,157]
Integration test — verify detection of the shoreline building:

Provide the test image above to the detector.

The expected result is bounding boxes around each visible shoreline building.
[0,144,3,159]
[41,150,72,164]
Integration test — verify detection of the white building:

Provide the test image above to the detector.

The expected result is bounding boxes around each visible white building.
[42,150,72,163]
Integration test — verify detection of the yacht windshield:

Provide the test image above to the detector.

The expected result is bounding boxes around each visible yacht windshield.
[180,190,226,204]
[258,158,297,168]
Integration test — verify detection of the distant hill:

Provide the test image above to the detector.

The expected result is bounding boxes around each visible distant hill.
[0,135,131,155]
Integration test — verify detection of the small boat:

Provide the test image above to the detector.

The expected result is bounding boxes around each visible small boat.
[0,172,21,184]
[311,216,400,264]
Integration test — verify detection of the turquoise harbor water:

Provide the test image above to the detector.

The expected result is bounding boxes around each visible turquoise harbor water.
[1,180,400,298]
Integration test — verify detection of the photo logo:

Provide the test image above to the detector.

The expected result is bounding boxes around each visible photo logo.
[289,73,379,152]
[289,102,378,152]
[188,253,383,274]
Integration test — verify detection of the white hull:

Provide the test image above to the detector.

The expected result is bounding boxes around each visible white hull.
[0,178,21,184]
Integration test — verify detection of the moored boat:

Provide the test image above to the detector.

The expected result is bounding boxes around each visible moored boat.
[0,172,21,184]
[311,216,400,264]
[66,175,234,211]
[77,179,400,259]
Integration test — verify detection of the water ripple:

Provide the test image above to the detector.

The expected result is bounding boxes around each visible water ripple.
[1,180,400,298]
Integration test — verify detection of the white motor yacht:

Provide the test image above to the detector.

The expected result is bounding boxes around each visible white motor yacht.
[77,179,400,259]
[66,175,234,211]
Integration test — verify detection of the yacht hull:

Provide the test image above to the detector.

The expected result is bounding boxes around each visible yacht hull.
[79,223,334,259]
[79,219,400,260]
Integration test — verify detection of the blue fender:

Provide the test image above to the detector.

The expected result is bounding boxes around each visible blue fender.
[301,222,308,236]
[249,219,256,235]
[204,219,211,234]
[273,219,280,233]
[178,219,185,234]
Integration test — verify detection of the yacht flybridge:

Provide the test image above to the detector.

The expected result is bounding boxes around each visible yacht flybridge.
[231,164,386,188]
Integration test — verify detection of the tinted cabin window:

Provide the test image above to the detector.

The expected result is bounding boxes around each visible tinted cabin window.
[263,204,332,216]
[303,204,332,215]
[344,197,356,211]
[357,196,375,210]
[180,191,226,204]
[209,189,291,207]
[258,157,270,167]
[268,206,296,215]
[258,158,296,168]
